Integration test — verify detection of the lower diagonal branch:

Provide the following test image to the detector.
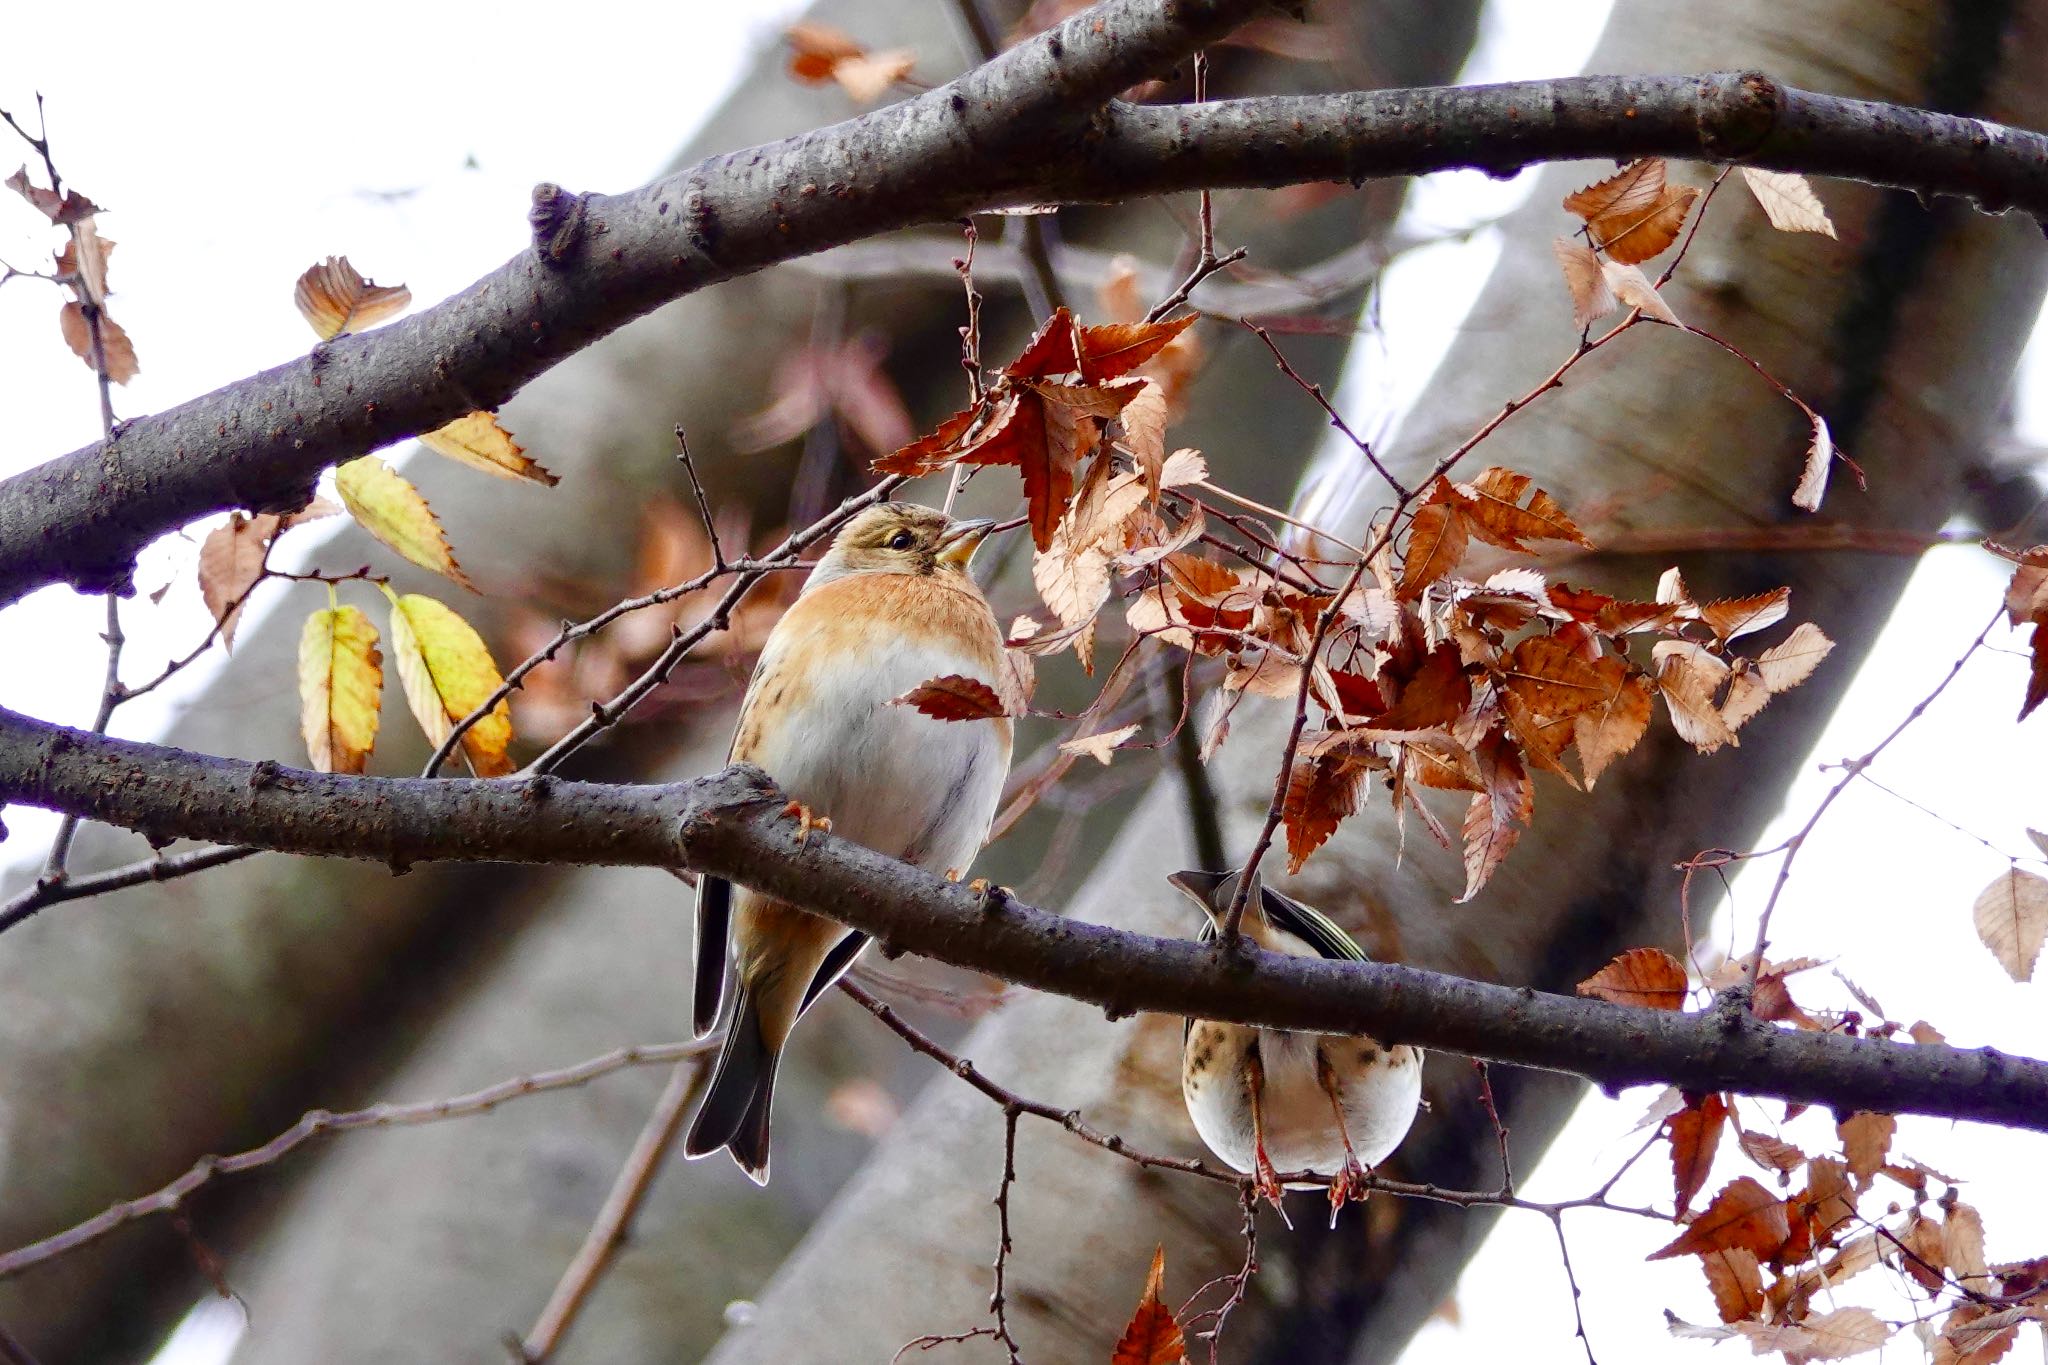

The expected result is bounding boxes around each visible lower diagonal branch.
[1,704,2043,1134]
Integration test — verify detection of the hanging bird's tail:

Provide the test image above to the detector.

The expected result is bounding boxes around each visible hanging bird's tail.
[684,984,777,1184]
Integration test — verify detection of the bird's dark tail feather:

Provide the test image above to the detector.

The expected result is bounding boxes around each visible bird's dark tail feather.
[684,984,777,1184]
[692,875,732,1038]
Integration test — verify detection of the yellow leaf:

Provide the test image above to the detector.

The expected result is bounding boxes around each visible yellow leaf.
[1741,169,1838,238]
[418,410,559,486]
[297,605,383,774]
[294,256,410,340]
[334,456,475,591]
[386,592,514,775]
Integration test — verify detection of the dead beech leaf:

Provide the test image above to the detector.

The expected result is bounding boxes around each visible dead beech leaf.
[890,674,1011,722]
[1647,1176,1790,1261]
[1936,1303,2022,1365]
[1457,729,1530,902]
[5,165,100,224]
[1283,750,1374,873]
[197,512,277,651]
[1897,1210,1948,1292]
[333,456,476,591]
[1601,260,1684,327]
[1563,159,1699,263]
[1736,1128,1808,1180]
[1458,466,1592,550]
[1575,672,1654,788]
[1578,946,1687,1011]
[1079,314,1198,384]
[1698,588,1790,644]
[56,300,139,383]
[1398,499,1469,601]
[294,256,410,340]
[1157,446,1207,490]
[1971,868,2048,982]
[1944,1201,1991,1292]
[1754,621,1834,693]
[1792,413,1834,512]
[1789,1307,1890,1362]
[1552,234,1617,329]
[1669,1092,1729,1215]
[1741,168,1838,238]
[1111,1246,1187,1365]
[1654,641,1737,753]
[418,411,558,486]
[1120,380,1170,491]
[1837,1111,1895,1191]
[297,603,382,774]
[1701,1247,1764,1324]
[1059,722,1139,765]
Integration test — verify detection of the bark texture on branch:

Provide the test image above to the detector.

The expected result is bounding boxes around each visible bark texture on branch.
[7,58,2048,606]
[2,707,2043,1134]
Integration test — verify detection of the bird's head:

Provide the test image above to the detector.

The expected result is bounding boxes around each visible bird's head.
[807,503,999,589]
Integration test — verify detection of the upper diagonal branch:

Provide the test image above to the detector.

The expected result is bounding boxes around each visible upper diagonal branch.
[2,703,2044,1134]
[4,61,2048,608]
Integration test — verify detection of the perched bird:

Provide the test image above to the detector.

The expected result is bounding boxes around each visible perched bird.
[684,503,1012,1183]
[1169,869,1423,1216]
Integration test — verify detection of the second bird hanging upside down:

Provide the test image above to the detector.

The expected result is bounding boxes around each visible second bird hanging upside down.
[684,503,1012,1184]
[1169,869,1424,1218]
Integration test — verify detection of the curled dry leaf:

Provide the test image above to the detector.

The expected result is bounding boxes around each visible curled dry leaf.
[1944,1201,1991,1292]
[197,512,275,651]
[386,592,513,776]
[1996,545,2048,720]
[1699,588,1790,644]
[1601,260,1685,327]
[1971,868,2048,982]
[1793,413,1834,512]
[890,674,1012,721]
[1577,946,1688,1011]
[1120,379,1170,491]
[334,456,476,591]
[1736,1128,1808,1180]
[1669,1092,1730,1215]
[1457,467,1592,551]
[5,165,100,224]
[419,411,558,486]
[297,604,382,774]
[1552,234,1617,329]
[1111,1246,1188,1365]
[1741,169,1838,238]
[1562,158,1699,264]
[1059,722,1139,765]
[294,256,411,340]
[1457,729,1531,902]
[1647,1176,1790,1261]
[1654,640,1737,753]
[56,300,140,383]
[1836,1111,1895,1191]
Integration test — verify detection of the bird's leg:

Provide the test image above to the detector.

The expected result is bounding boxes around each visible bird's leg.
[779,800,831,847]
[1246,1042,1287,1213]
[1316,1048,1371,1221]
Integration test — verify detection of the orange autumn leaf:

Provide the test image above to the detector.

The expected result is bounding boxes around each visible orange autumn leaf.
[56,300,140,383]
[1648,1176,1791,1262]
[1111,1246,1188,1365]
[1456,466,1592,551]
[890,674,1012,722]
[1457,728,1531,902]
[293,256,411,339]
[1563,158,1700,264]
[1701,1247,1765,1324]
[1577,947,1688,1011]
[1078,314,1198,383]
[1397,491,1469,601]
[1669,1093,1729,1215]
[1283,749,1374,873]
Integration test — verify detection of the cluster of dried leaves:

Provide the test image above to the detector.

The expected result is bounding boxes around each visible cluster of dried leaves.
[1575,947,2048,1363]
[7,162,140,383]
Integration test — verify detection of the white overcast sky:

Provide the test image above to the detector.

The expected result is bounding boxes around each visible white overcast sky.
[2,3,2044,1363]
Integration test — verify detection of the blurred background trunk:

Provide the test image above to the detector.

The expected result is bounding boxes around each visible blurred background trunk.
[703,1,2048,1363]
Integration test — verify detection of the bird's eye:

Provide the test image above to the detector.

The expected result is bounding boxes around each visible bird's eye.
[888,530,915,550]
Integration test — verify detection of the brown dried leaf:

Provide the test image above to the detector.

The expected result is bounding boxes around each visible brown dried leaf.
[1742,169,1838,238]
[1375,643,1472,731]
[2001,545,2048,625]
[1120,380,1171,492]
[1648,1176,1790,1261]
[1837,1112,1895,1191]
[197,512,277,651]
[1655,641,1737,753]
[1007,307,1083,379]
[1563,159,1699,263]
[1060,722,1139,765]
[5,166,99,224]
[1795,1157,1856,1255]
[1457,729,1530,902]
[1111,1246,1188,1365]
[784,21,864,77]
[1602,260,1684,327]
[1935,1304,2022,1365]
[1670,1093,1729,1215]
[1700,1249,1763,1325]
[1898,1209,1949,1292]
[1736,1128,1808,1180]
[1458,467,1593,551]
[1575,671,1654,788]
[293,256,411,340]
[1972,869,2048,982]
[1080,314,1198,383]
[1578,947,1688,1011]
[1503,635,1623,718]
[1946,1200,1991,1291]
[1788,1307,1890,1363]
[1284,749,1374,873]
[890,674,1012,721]
[1699,588,1790,645]
[1793,413,1835,512]
[1552,235,1617,329]
[1398,500,1469,600]
[56,300,139,383]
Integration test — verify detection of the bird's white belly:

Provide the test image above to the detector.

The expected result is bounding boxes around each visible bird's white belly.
[1187,1030,1422,1178]
[749,636,1008,877]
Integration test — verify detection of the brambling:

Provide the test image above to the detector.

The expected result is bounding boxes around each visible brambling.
[1170,869,1423,1218]
[684,503,1011,1183]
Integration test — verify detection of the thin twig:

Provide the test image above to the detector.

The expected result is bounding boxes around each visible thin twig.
[518,1058,710,1361]
[673,427,726,571]
[0,845,258,934]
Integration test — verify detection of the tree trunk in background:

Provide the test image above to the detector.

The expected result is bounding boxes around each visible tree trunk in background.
[208,5,1476,1365]
[705,3,2048,1364]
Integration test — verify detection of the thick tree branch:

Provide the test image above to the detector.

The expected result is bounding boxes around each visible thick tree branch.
[3,706,2044,1135]
[6,61,2048,607]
